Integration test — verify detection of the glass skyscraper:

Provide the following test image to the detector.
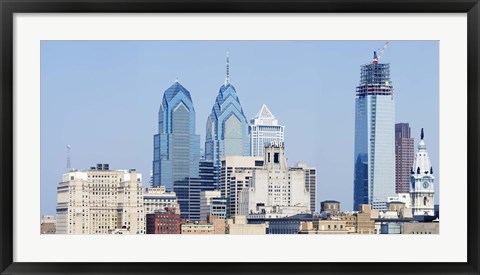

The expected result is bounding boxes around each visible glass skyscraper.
[205,53,250,187]
[152,81,200,190]
[353,52,396,211]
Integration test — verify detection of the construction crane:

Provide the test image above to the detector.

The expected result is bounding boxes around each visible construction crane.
[373,41,389,64]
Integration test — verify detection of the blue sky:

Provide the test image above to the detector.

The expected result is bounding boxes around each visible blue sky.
[41,41,439,215]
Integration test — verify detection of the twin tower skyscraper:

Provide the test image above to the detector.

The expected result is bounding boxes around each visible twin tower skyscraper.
[152,52,249,193]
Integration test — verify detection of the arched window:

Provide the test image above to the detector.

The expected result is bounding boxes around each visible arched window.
[424,197,428,206]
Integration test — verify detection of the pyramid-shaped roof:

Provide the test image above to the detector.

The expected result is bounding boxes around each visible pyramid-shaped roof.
[254,104,275,119]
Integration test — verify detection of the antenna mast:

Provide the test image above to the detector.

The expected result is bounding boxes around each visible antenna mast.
[67,145,71,171]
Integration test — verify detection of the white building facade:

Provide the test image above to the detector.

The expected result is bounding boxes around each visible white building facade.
[410,129,435,216]
[249,104,285,157]
[143,186,179,215]
[220,156,264,217]
[239,142,310,215]
[291,163,317,213]
[56,164,145,234]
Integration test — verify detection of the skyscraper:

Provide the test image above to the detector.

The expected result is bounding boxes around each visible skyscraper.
[249,104,285,157]
[152,81,200,190]
[395,123,415,194]
[205,52,250,187]
[353,51,396,211]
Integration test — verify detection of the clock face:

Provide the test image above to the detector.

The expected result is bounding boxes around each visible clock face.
[423,181,429,189]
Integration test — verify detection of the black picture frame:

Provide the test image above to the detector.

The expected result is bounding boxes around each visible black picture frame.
[1,0,479,274]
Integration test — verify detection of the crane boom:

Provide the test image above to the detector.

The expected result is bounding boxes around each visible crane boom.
[372,41,389,64]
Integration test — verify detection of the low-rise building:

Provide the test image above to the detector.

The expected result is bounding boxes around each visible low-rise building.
[143,186,179,215]
[299,220,354,234]
[146,207,182,234]
[227,215,266,235]
[402,222,439,234]
[40,215,56,234]
[181,216,226,235]
[355,204,378,234]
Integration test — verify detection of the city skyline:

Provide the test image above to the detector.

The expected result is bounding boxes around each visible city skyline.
[41,41,439,216]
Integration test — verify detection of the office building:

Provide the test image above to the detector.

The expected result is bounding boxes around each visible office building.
[200,190,227,221]
[249,104,285,157]
[291,163,317,213]
[220,155,264,217]
[395,123,415,193]
[174,160,215,221]
[143,186,179,215]
[152,81,200,190]
[353,51,396,211]
[239,142,311,215]
[205,52,250,188]
[56,164,145,234]
[410,129,435,216]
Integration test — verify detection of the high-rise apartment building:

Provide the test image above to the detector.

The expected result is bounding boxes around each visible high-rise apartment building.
[205,53,250,188]
[395,123,415,194]
[410,129,435,216]
[249,104,285,157]
[56,164,145,234]
[291,163,317,213]
[152,81,200,190]
[353,52,396,211]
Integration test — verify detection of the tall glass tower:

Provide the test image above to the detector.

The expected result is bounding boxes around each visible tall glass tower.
[205,52,250,187]
[152,81,200,191]
[353,51,396,211]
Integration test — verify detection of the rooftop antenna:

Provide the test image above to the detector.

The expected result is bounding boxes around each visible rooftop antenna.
[421,128,424,140]
[225,50,230,84]
[66,145,71,171]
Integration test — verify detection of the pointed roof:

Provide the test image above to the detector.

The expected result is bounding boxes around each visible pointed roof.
[412,128,433,176]
[163,81,192,103]
[254,104,275,119]
[250,104,280,126]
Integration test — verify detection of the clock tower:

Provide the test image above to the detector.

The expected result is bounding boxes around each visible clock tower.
[410,128,435,216]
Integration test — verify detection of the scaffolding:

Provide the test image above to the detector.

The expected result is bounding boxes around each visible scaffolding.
[356,62,394,96]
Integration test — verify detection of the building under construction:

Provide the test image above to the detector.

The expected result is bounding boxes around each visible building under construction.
[353,48,396,211]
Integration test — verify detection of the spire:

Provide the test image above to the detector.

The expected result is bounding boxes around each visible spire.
[418,128,426,151]
[225,50,230,84]
[66,145,71,171]
[175,77,179,83]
